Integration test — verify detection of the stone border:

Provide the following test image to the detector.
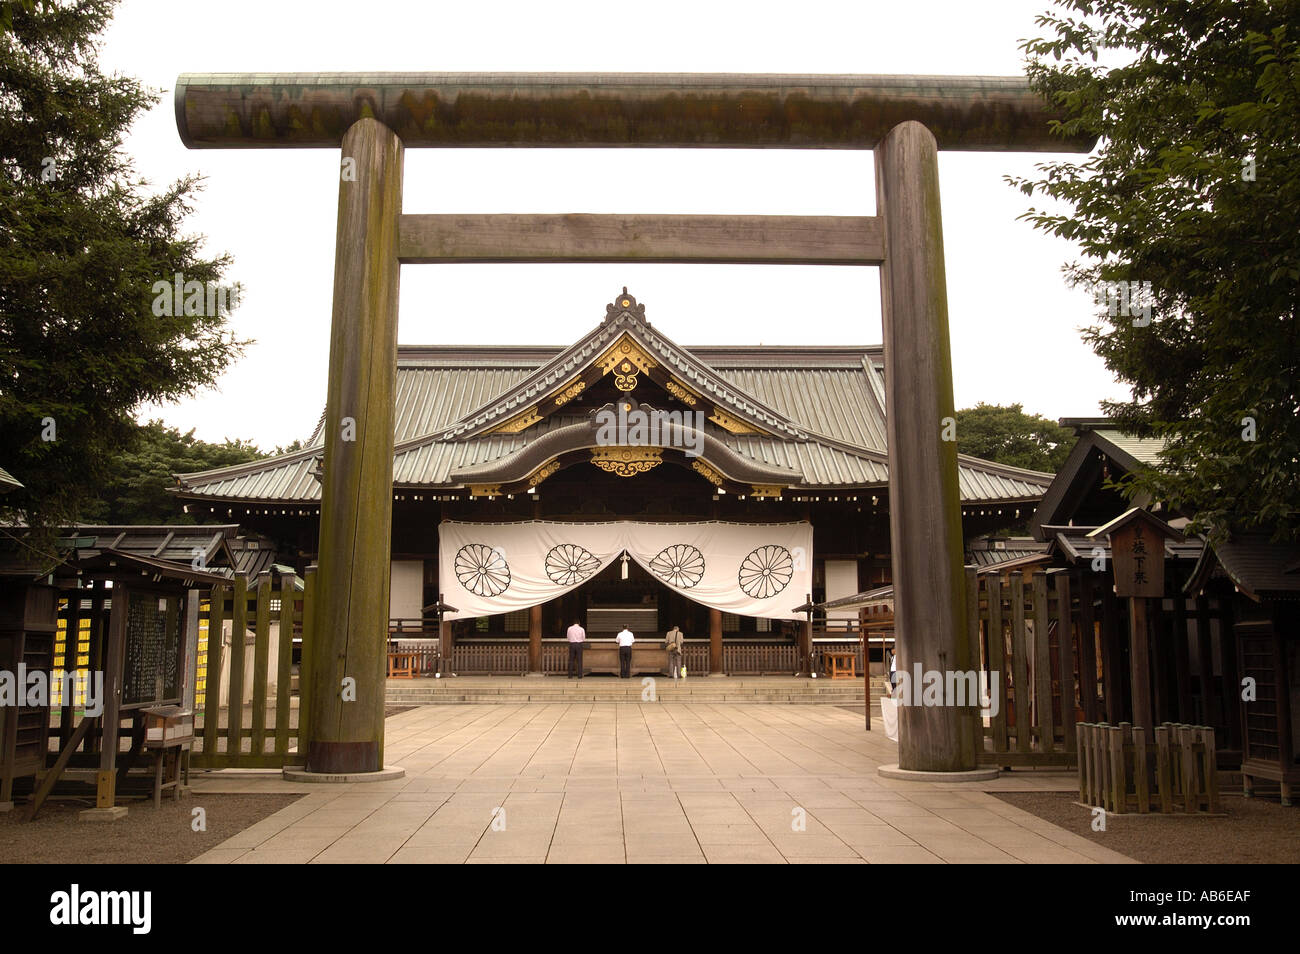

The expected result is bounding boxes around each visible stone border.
[877,763,1000,782]
[282,766,406,784]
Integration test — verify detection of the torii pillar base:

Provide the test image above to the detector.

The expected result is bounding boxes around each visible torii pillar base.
[878,764,998,782]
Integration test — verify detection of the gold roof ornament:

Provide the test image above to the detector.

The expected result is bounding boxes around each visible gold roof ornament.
[692,460,724,486]
[590,446,662,477]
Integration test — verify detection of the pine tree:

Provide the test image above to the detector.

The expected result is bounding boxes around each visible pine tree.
[0,0,246,532]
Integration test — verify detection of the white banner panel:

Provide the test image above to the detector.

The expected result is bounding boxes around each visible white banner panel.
[439,520,813,621]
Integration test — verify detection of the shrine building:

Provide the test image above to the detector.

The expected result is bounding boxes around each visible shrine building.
[170,291,1051,674]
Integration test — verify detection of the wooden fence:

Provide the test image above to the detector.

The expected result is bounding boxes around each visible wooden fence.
[968,568,1078,768]
[723,642,797,674]
[193,569,304,769]
[451,641,529,674]
[1077,721,1220,813]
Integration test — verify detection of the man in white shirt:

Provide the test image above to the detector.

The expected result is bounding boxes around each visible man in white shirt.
[566,619,586,679]
[615,626,635,678]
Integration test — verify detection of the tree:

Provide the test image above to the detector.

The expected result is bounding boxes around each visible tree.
[0,0,245,534]
[82,419,263,525]
[1010,0,1300,542]
[955,403,1075,473]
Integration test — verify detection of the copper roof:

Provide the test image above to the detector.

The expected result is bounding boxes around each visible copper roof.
[175,293,1054,505]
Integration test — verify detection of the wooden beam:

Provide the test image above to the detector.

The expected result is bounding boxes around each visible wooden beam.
[307,117,404,776]
[25,716,94,821]
[398,214,884,265]
[175,73,1094,152]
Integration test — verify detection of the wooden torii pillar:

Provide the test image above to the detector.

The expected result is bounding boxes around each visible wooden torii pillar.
[175,73,1092,776]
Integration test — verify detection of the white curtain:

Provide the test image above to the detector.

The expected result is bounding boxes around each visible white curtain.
[439,520,813,621]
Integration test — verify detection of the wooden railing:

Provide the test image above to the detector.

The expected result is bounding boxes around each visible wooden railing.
[1077,721,1220,814]
[723,642,797,674]
[969,568,1077,767]
[451,641,529,675]
[194,570,304,769]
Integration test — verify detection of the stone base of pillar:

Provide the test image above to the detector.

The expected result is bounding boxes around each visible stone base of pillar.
[283,765,406,784]
[876,764,998,782]
[79,806,129,821]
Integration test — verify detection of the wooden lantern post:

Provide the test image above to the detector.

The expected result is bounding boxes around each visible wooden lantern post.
[1089,509,1184,742]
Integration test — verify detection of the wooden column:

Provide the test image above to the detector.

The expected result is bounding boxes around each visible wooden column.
[95,587,127,809]
[709,608,724,675]
[875,121,974,771]
[528,604,543,673]
[438,619,453,676]
[799,619,813,676]
[1129,598,1153,741]
[306,117,404,775]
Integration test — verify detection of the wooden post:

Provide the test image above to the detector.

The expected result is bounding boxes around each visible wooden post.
[1056,572,1076,755]
[274,572,297,759]
[1194,597,1218,731]
[439,619,453,676]
[709,608,723,675]
[251,570,272,757]
[87,579,106,755]
[96,586,128,809]
[528,604,543,674]
[1155,723,1173,813]
[307,117,404,775]
[1171,586,1192,722]
[987,575,1008,753]
[228,575,248,758]
[202,586,226,767]
[1032,572,1054,754]
[1132,724,1149,813]
[1077,573,1099,722]
[1129,597,1153,742]
[297,565,315,762]
[875,121,971,772]
[1010,576,1030,755]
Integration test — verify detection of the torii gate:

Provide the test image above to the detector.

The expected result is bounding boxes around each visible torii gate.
[174,73,1093,777]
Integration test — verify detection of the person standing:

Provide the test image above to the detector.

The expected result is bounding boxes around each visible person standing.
[566,618,586,679]
[664,624,684,680]
[616,626,635,678]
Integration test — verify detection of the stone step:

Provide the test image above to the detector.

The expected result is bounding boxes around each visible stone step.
[388,696,867,705]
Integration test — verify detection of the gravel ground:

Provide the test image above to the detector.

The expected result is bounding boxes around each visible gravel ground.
[0,794,301,864]
[994,791,1300,864]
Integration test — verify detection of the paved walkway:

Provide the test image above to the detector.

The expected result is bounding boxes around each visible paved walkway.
[190,704,1135,864]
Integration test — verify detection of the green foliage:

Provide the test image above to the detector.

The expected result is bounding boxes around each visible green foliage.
[0,0,246,530]
[956,403,1075,473]
[1009,0,1300,542]
[81,419,264,525]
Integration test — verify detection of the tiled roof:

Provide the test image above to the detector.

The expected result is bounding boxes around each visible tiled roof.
[1187,532,1300,601]
[175,296,1054,505]
[0,465,22,493]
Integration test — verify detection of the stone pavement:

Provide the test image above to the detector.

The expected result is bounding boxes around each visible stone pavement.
[189,703,1136,864]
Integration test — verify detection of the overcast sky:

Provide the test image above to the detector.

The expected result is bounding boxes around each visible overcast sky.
[100,0,1128,450]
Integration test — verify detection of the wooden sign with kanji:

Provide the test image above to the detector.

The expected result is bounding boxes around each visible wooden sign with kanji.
[1089,508,1184,599]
